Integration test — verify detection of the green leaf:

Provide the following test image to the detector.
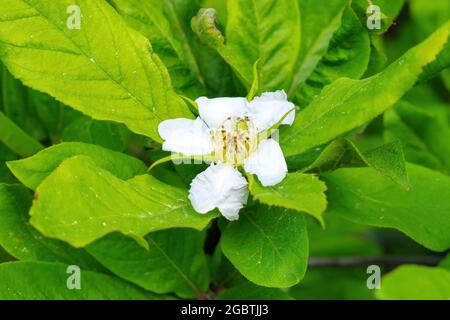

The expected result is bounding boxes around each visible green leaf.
[0,184,102,270]
[361,140,409,189]
[308,214,381,257]
[246,59,261,100]
[0,261,162,299]
[193,0,301,91]
[221,205,308,288]
[376,265,450,300]
[281,20,450,157]
[87,229,209,299]
[290,267,374,300]
[0,143,17,184]
[420,42,450,83]
[29,155,217,248]
[248,172,327,225]
[7,142,146,190]
[304,139,410,190]
[219,281,293,300]
[288,0,347,95]
[439,253,450,270]
[410,1,450,81]
[172,0,236,98]
[62,116,130,152]
[25,88,82,144]
[323,163,450,252]
[109,0,205,97]
[384,101,450,175]
[295,3,371,105]
[2,68,46,141]
[0,0,191,142]
[364,35,388,76]
[352,0,406,35]
[0,110,44,157]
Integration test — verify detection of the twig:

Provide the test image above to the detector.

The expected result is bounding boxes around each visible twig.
[308,256,443,268]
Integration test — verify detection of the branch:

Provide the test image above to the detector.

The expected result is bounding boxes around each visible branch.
[308,256,443,268]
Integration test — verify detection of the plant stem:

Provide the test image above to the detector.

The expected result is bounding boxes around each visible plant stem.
[308,256,442,268]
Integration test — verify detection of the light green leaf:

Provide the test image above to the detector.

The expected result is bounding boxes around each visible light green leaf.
[323,163,450,252]
[192,0,301,91]
[304,139,410,190]
[219,281,293,300]
[7,142,146,190]
[109,0,205,97]
[246,59,261,100]
[296,3,370,105]
[281,21,450,157]
[221,205,308,288]
[0,261,162,299]
[30,155,217,248]
[0,184,102,270]
[288,0,347,95]
[376,265,450,300]
[0,110,44,157]
[248,172,327,225]
[87,229,209,299]
[62,116,130,152]
[0,0,191,142]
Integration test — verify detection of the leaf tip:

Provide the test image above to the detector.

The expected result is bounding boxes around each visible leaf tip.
[191,8,225,48]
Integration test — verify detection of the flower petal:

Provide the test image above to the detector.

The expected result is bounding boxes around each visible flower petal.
[196,97,249,129]
[189,163,249,220]
[158,118,213,156]
[244,139,287,186]
[248,90,296,131]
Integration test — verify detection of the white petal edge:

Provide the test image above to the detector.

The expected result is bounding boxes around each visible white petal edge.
[188,163,249,221]
[247,90,296,131]
[244,139,288,187]
[196,97,249,129]
[158,118,213,156]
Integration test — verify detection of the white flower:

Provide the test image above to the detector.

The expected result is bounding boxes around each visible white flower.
[157,90,296,220]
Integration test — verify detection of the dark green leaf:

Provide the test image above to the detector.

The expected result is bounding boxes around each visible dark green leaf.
[248,173,327,225]
[222,205,308,287]
[324,164,450,252]
[0,261,162,299]
[87,229,209,299]
[0,184,102,270]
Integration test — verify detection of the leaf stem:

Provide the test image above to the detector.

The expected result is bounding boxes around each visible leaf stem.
[0,111,44,157]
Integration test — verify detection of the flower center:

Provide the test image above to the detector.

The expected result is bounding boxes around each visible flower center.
[212,116,258,165]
